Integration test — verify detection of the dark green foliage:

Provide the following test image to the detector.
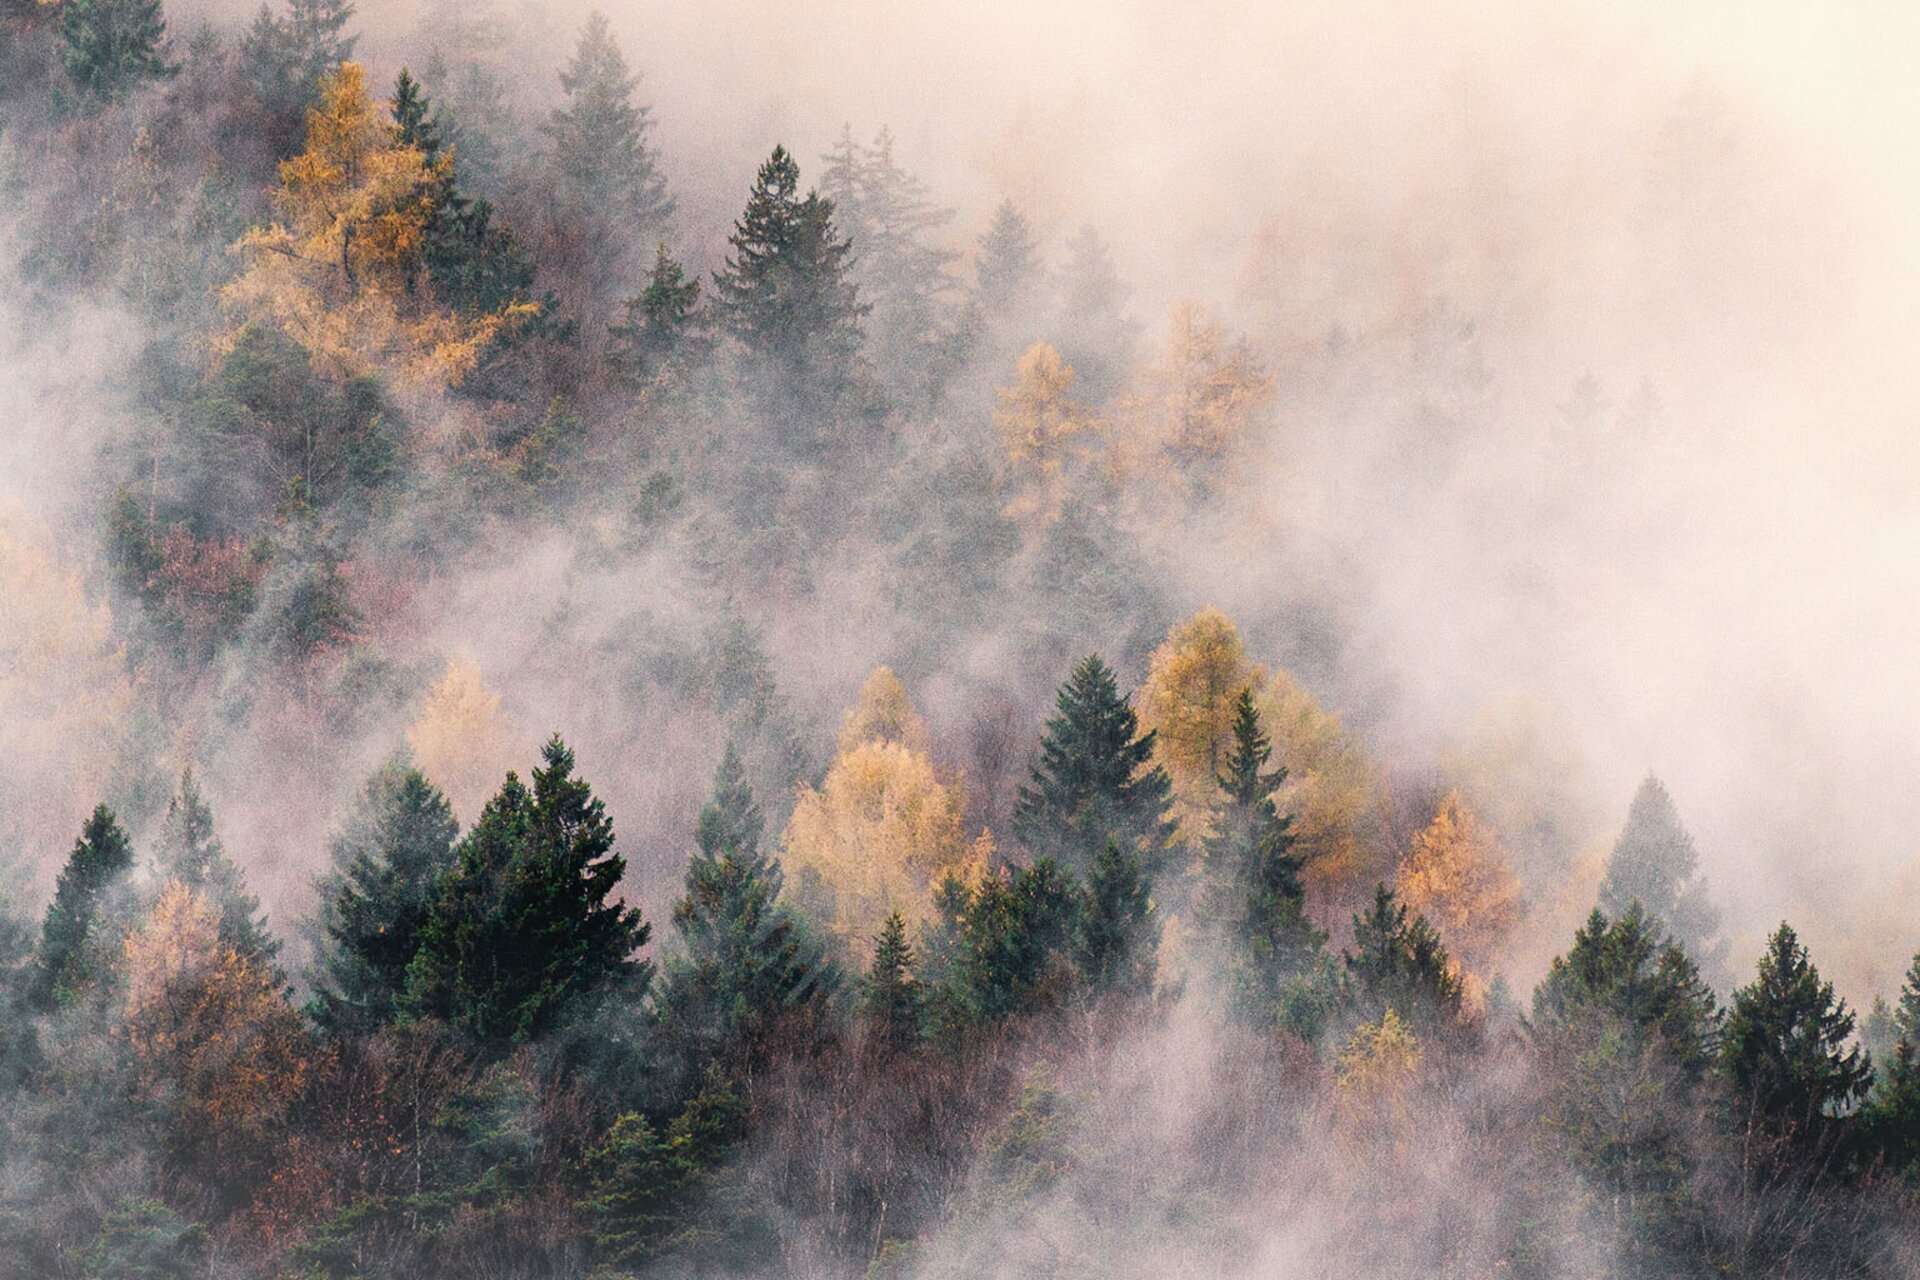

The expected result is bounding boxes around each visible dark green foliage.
[1598,775,1729,988]
[581,1111,697,1268]
[391,66,439,154]
[1861,1036,1920,1175]
[58,0,173,105]
[1530,905,1721,1081]
[76,1198,208,1280]
[545,10,673,237]
[608,242,707,386]
[948,858,1081,1022]
[1343,883,1464,1032]
[308,760,460,1036]
[659,745,836,1076]
[1722,922,1873,1151]
[1200,690,1324,1023]
[32,805,135,1010]
[711,145,866,388]
[407,736,651,1048]
[861,910,927,1051]
[154,770,277,966]
[1012,654,1175,876]
[1076,840,1157,999]
[241,0,355,127]
[1895,949,1920,1045]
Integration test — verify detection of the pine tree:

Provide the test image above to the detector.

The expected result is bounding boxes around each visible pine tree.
[860,910,926,1051]
[242,0,356,133]
[1012,654,1176,876]
[1076,839,1157,999]
[32,805,135,1009]
[607,242,707,386]
[975,199,1043,323]
[711,146,866,387]
[407,736,651,1048]
[1722,922,1873,1151]
[391,65,441,156]
[1598,775,1729,987]
[1201,690,1324,1021]
[1894,949,1920,1044]
[307,760,459,1036]
[1862,1036,1920,1175]
[155,770,277,967]
[1529,904,1720,1079]
[58,0,174,104]
[1343,883,1463,1032]
[952,858,1080,1021]
[659,745,835,1076]
[545,10,674,237]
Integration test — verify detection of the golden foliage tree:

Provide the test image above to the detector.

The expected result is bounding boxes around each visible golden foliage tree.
[222,62,534,389]
[405,653,512,822]
[124,884,309,1180]
[838,665,931,756]
[1395,790,1523,981]
[1139,606,1265,839]
[1335,1006,1422,1138]
[1129,300,1274,462]
[995,341,1101,523]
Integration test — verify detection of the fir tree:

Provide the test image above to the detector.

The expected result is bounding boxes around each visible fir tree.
[1529,904,1721,1080]
[607,242,707,386]
[1053,224,1135,400]
[307,760,460,1036]
[1722,922,1873,1151]
[1076,839,1157,999]
[975,199,1043,322]
[58,0,174,104]
[1012,654,1176,876]
[1861,1036,1920,1175]
[1894,949,1920,1044]
[1598,775,1729,987]
[407,736,651,1048]
[32,805,135,1009]
[390,65,441,156]
[953,858,1081,1022]
[860,910,926,1051]
[545,10,674,237]
[155,770,277,967]
[711,146,866,387]
[659,745,836,1077]
[1344,883,1463,1032]
[241,0,355,118]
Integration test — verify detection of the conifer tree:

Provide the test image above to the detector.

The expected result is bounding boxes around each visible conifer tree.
[242,0,356,139]
[545,10,674,238]
[608,242,707,386]
[308,760,459,1036]
[1076,839,1157,1000]
[952,858,1080,1021]
[58,0,174,104]
[659,745,835,1075]
[1343,883,1463,1032]
[1013,654,1176,876]
[32,805,135,1009]
[974,199,1043,322]
[1862,1035,1920,1174]
[1599,775,1729,987]
[1053,224,1135,400]
[711,146,865,388]
[860,910,926,1051]
[407,736,650,1048]
[1894,949,1920,1045]
[1722,922,1873,1150]
[155,770,277,967]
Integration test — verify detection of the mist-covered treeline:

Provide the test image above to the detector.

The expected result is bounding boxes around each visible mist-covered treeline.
[4,0,1920,1276]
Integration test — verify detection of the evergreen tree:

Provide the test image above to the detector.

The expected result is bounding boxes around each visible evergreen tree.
[390,65,441,155]
[1861,1035,1920,1175]
[1598,775,1729,987]
[1201,689,1324,1021]
[32,805,135,1010]
[307,760,459,1036]
[1343,883,1464,1032]
[659,745,836,1076]
[58,0,173,104]
[975,199,1043,323]
[242,0,356,123]
[711,146,866,388]
[1530,904,1721,1079]
[607,242,707,386]
[860,910,926,1051]
[155,770,277,967]
[545,10,674,237]
[952,858,1080,1021]
[1722,922,1873,1151]
[1012,654,1176,876]
[1076,839,1157,999]
[408,737,651,1048]
[1053,224,1136,401]
[1894,949,1920,1044]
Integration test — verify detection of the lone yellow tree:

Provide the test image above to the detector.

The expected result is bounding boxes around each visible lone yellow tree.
[996,341,1101,524]
[837,666,931,756]
[1138,606,1264,840]
[1396,790,1523,983]
[405,653,513,823]
[222,62,533,388]
[1131,300,1274,463]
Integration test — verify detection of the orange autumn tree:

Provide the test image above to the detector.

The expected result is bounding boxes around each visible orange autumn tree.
[785,669,987,953]
[1395,790,1523,986]
[996,341,1101,523]
[222,62,534,389]
[1128,300,1274,463]
[1138,606,1265,841]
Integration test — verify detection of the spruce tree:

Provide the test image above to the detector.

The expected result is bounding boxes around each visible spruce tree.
[608,242,707,386]
[1598,775,1729,987]
[1529,904,1720,1079]
[1076,839,1157,1000]
[1053,224,1136,401]
[1012,654,1176,876]
[1894,949,1920,1044]
[860,910,926,1051]
[1862,1036,1920,1174]
[1201,689,1324,1021]
[711,146,866,387]
[545,10,674,238]
[308,760,459,1036]
[32,805,135,1009]
[155,770,277,967]
[1344,883,1463,1032]
[58,0,173,104]
[241,0,355,111]
[953,858,1080,1021]
[975,199,1043,322]
[659,745,835,1076]
[1722,922,1873,1150]
[407,736,651,1048]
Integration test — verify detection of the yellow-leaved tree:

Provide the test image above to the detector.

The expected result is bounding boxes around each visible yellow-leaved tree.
[996,341,1101,524]
[785,670,987,952]
[1395,790,1523,985]
[1128,300,1274,463]
[405,653,513,822]
[1138,606,1265,840]
[222,62,534,389]
[1335,1006,1421,1138]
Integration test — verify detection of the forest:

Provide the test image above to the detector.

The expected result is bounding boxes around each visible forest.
[3,0,1920,1276]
